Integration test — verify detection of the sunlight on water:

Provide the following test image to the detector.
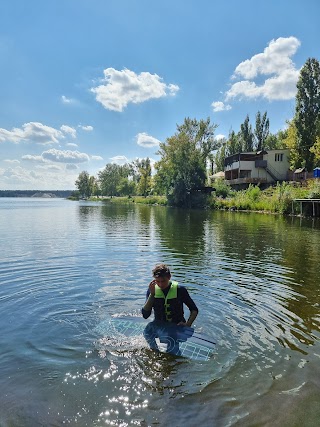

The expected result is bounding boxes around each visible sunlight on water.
[0,199,320,426]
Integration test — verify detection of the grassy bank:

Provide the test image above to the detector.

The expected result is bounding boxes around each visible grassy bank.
[210,179,320,215]
[83,179,320,216]
[88,195,168,206]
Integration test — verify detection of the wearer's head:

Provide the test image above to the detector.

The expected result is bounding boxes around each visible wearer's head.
[152,263,171,289]
[152,263,171,278]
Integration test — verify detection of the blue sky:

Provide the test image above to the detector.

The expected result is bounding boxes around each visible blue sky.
[0,0,319,190]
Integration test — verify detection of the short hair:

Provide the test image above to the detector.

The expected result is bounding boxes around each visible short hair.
[152,263,171,278]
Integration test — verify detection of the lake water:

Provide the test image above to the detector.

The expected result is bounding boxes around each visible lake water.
[1,198,320,427]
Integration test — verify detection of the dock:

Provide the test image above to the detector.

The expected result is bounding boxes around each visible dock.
[292,199,320,217]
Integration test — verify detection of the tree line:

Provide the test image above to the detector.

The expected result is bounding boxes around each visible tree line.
[75,57,320,206]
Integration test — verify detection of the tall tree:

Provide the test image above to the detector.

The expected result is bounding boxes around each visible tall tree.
[294,57,320,170]
[155,117,217,206]
[239,115,254,152]
[227,130,242,156]
[254,111,270,151]
[284,120,300,170]
[98,163,130,196]
[134,157,152,196]
[75,171,91,198]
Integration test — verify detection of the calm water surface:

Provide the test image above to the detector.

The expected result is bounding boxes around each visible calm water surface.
[1,198,320,426]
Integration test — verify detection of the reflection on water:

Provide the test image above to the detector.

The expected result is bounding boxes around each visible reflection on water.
[0,198,320,426]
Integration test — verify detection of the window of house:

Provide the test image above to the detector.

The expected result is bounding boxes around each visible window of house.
[275,153,283,161]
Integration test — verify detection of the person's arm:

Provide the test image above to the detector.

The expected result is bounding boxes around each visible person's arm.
[177,287,198,327]
[141,280,156,319]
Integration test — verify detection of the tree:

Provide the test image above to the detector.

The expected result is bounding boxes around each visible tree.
[155,117,217,206]
[89,176,100,196]
[98,163,130,196]
[264,129,288,150]
[117,178,136,196]
[294,57,320,170]
[254,111,270,151]
[132,158,152,196]
[310,136,320,166]
[227,130,242,156]
[239,115,254,152]
[284,120,300,170]
[214,139,227,172]
[75,171,91,198]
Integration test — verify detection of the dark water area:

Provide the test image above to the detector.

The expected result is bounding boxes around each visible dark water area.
[1,198,320,426]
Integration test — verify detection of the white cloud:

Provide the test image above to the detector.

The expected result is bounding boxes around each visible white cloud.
[91,68,179,112]
[61,95,73,104]
[215,134,226,141]
[0,164,78,190]
[79,125,93,131]
[22,154,46,162]
[66,142,78,147]
[0,122,65,145]
[211,101,232,112]
[110,155,129,165]
[66,163,78,170]
[1,166,42,184]
[61,125,77,138]
[91,155,103,161]
[136,132,161,147]
[225,37,301,102]
[42,149,90,163]
[233,36,300,79]
[36,164,62,171]
[4,159,20,164]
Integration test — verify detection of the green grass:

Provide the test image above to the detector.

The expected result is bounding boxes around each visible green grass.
[209,180,320,215]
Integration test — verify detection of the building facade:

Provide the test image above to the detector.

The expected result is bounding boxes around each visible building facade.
[224,149,290,188]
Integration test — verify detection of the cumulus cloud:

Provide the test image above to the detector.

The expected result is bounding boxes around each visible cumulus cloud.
[22,154,46,162]
[42,149,90,163]
[61,95,73,104]
[79,125,93,131]
[136,132,161,147]
[211,101,232,112]
[110,155,130,165]
[0,122,65,144]
[1,166,43,184]
[61,125,77,138]
[225,37,301,101]
[66,163,78,170]
[91,155,103,161]
[4,159,20,164]
[91,68,179,112]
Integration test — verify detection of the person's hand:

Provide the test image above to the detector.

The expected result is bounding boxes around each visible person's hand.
[148,280,156,296]
[177,321,192,327]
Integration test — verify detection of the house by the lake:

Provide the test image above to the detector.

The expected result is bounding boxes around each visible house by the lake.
[224,149,290,189]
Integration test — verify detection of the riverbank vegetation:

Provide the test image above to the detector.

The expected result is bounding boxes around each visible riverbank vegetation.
[73,57,320,215]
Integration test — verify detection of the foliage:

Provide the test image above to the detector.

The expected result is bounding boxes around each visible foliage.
[239,115,254,152]
[306,178,320,199]
[75,171,91,198]
[209,181,312,215]
[294,57,320,171]
[155,117,218,206]
[108,195,167,205]
[310,136,320,166]
[284,120,300,170]
[116,178,136,196]
[212,178,234,198]
[254,111,270,151]
[132,158,152,196]
[98,163,131,196]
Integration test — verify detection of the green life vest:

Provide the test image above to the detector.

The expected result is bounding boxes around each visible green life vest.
[154,281,178,322]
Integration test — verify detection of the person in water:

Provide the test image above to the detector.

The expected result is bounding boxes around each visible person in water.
[142,263,198,353]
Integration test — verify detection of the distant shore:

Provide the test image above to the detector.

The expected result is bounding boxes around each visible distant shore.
[0,190,73,198]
